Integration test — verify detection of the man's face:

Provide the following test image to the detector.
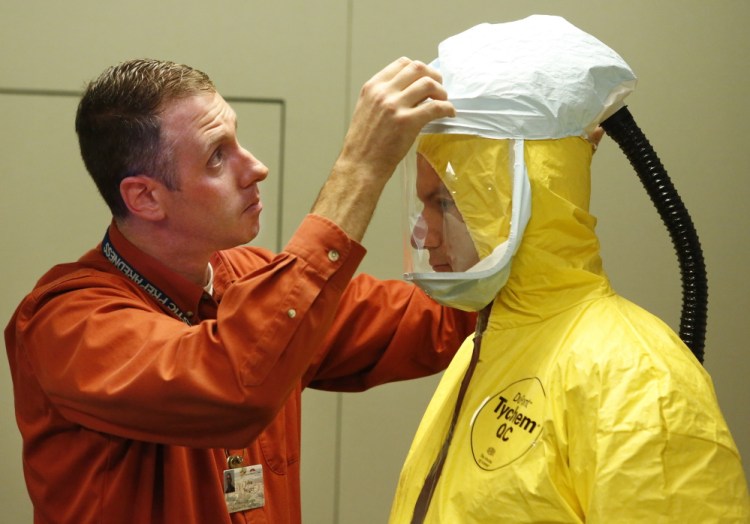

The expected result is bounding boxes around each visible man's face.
[413,154,479,272]
[157,92,268,254]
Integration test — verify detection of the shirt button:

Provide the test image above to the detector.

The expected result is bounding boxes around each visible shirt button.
[328,249,340,262]
[287,309,297,319]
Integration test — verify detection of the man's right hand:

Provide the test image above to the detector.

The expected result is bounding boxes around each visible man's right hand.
[339,57,456,180]
[312,58,455,242]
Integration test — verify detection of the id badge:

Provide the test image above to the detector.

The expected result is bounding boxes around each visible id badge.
[223,464,265,513]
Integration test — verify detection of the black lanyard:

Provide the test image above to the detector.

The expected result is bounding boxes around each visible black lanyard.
[101,230,193,326]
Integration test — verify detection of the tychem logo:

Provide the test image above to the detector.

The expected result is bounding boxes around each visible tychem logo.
[470,377,546,470]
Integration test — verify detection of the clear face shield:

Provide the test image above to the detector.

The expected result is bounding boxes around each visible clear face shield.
[402,134,532,311]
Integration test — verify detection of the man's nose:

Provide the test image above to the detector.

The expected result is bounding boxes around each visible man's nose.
[239,147,269,185]
[411,214,435,249]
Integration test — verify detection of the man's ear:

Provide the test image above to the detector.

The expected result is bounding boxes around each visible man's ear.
[120,175,167,221]
[588,126,605,152]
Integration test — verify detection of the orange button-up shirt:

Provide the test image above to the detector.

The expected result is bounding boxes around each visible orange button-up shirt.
[5,215,475,524]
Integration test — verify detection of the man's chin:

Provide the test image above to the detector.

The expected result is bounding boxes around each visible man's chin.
[240,227,261,246]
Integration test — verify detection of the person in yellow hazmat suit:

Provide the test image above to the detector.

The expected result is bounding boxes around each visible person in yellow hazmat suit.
[389,15,750,523]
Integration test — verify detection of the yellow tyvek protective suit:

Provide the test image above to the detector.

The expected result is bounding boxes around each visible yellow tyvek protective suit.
[389,135,750,523]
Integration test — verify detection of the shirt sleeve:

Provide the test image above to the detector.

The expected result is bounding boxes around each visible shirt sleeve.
[9,215,366,449]
[304,273,477,392]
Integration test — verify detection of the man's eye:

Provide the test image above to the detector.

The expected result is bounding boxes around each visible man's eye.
[208,147,224,167]
[438,198,456,211]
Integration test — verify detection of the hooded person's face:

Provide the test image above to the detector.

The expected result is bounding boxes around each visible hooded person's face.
[412,153,480,273]
[403,135,532,312]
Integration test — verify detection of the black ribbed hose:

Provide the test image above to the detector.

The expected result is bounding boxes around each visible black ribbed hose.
[600,106,707,363]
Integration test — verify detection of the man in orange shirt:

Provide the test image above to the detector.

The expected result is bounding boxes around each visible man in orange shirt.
[4,58,474,523]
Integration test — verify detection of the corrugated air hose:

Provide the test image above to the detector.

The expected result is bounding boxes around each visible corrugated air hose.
[601,106,708,363]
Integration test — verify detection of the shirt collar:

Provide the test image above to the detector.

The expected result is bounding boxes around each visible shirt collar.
[105,221,209,322]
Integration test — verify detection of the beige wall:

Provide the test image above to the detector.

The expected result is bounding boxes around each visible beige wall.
[1,1,747,522]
